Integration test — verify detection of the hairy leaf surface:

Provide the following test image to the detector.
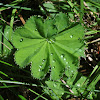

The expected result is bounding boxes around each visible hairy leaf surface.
[13,13,85,80]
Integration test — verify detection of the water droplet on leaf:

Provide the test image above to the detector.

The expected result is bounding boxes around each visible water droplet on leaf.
[68,66,70,68]
[79,49,82,52]
[77,83,80,87]
[38,15,41,17]
[62,93,64,95]
[38,69,41,71]
[64,58,66,61]
[53,66,55,68]
[71,70,73,73]
[52,40,55,43]
[49,10,51,12]
[20,38,23,42]
[48,41,51,44]
[66,62,68,64]
[61,54,64,58]
[39,65,42,68]
[81,76,83,79]
[51,39,55,43]
[51,53,53,56]
[52,59,56,63]
[70,35,73,38]
[42,59,45,62]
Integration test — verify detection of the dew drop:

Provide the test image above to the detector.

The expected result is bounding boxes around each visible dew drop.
[35,29,37,31]
[20,38,23,42]
[53,66,55,68]
[38,15,41,17]
[4,56,7,58]
[39,65,42,68]
[38,69,41,71]
[62,93,64,95]
[79,49,82,52]
[66,62,68,64]
[61,54,64,58]
[51,53,53,56]
[71,70,73,73]
[68,66,70,68]
[70,35,73,38]
[49,10,52,12]
[51,39,55,43]
[52,40,55,43]
[42,59,45,62]
[77,83,80,87]
[66,66,69,70]
[64,58,66,61]
[81,92,83,94]
[48,41,51,44]
[52,59,56,63]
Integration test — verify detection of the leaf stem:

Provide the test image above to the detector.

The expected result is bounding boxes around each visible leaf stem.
[60,78,74,94]
[0,41,11,51]
[16,10,25,25]
[86,38,100,44]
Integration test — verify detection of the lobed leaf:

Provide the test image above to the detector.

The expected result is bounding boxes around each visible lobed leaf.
[13,13,85,80]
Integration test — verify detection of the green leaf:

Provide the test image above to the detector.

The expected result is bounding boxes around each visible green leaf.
[45,80,65,99]
[0,0,22,11]
[13,13,85,80]
[18,95,27,100]
[91,0,100,3]
[0,25,13,56]
[55,12,70,33]
[66,71,87,95]
[82,65,100,99]
[42,2,57,16]
[0,95,4,100]
[3,26,13,54]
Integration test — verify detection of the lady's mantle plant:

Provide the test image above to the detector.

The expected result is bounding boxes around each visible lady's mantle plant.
[12,13,85,80]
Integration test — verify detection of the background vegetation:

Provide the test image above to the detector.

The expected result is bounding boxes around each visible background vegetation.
[0,0,100,100]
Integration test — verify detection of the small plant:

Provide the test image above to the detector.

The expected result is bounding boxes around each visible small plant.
[0,0,100,99]
[12,12,85,80]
